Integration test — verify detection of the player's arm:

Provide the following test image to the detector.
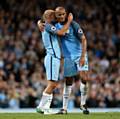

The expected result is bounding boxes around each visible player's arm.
[80,35,87,66]
[72,21,87,66]
[45,13,73,36]
[81,35,87,58]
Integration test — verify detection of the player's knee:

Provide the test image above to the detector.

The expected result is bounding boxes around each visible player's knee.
[81,78,87,84]
[80,71,89,82]
[65,77,73,86]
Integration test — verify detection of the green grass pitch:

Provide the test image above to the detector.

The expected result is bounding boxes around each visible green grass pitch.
[0,113,120,119]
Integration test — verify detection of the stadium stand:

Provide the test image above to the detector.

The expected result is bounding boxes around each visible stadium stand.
[0,0,120,109]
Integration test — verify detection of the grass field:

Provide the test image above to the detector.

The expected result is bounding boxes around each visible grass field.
[0,113,120,119]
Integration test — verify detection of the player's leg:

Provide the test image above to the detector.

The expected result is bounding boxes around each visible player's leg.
[57,77,73,114]
[63,77,73,111]
[57,58,77,114]
[76,55,89,114]
[37,55,60,114]
[79,71,89,114]
[37,81,57,113]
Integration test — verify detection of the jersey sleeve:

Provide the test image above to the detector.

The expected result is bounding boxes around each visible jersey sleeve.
[71,21,84,39]
[45,23,57,35]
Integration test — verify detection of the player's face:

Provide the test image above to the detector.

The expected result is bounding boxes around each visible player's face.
[55,9,66,22]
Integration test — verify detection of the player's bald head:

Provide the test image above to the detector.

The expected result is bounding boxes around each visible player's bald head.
[55,6,65,11]
[43,9,55,21]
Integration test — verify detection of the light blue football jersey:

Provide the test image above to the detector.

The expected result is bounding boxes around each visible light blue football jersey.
[55,21,84,59]
[42,23,61,59]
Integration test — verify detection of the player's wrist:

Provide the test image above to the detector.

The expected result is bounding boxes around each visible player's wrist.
[67,21,71,25]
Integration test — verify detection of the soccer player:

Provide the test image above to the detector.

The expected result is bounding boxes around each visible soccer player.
[38,7,89,114]
[36,9,73,114]
[55,7,89,114]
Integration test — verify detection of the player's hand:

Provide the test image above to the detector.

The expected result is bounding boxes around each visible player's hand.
[37,20,45,32]
[79,56,85,67]
[67,13,73,23]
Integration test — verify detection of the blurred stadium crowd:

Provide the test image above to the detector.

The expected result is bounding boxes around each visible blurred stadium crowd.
[0,0,120,109]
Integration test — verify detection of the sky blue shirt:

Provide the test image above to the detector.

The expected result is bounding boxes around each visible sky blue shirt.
[55,21,84,59]
[42,23,61,59]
